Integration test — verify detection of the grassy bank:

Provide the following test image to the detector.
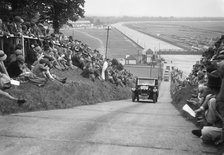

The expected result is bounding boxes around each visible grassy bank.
[170,81,198,125]
[0,68,132,115]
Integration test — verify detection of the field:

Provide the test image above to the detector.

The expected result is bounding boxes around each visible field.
[125,21,224,51]
[161,55,202,76]
[61,29,103,51]
[61,28,143,59]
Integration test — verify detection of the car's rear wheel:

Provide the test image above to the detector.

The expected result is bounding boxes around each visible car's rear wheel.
[153,94,157,103]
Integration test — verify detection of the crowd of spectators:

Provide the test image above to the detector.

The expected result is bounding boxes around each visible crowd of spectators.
[0,16,135,106]
[170,68,185,93]
[0,16,48,38]
[171,35,224,146]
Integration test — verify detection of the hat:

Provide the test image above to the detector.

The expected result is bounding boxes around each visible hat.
[51,33,56,37]
[16,55,25,63]
[34,46,42,53]
[0,50,7,61]
[15,16,23,23]
[206,63,217,73]
[219,50,224,54]
[15,49,23,56]
[39,58,50,66]
[207,70,221,89]
[215,54,224,60]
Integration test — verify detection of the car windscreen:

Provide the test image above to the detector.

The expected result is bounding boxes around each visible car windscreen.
[137,79,155,86]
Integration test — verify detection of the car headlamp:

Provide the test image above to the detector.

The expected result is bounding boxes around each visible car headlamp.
[153,87,157,92]
[131,88,136,91]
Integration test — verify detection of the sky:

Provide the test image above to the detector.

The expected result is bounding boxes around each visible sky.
[85,0,224,17]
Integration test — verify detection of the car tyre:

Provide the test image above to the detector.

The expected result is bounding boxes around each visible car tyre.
[153,94,157,103]
[137,95,139,102]
[132,92,136,102]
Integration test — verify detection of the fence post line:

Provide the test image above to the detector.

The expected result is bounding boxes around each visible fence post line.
[0,35,3,50]
[21,36,25,58]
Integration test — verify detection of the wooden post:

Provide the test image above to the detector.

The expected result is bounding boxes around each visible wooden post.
[105,26,111,59]
[0,35,3,50]
[21,35,25,58]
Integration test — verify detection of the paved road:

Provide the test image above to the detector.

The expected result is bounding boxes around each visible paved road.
[113,23,184,51]
[0,80,217,155]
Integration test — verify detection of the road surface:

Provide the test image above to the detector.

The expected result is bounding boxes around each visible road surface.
[113,23,184,51]
[0,80,217,155]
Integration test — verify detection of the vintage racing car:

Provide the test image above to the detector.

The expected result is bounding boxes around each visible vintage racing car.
[131,77,159,103]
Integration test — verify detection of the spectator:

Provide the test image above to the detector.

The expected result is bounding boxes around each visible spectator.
[26,44,38,68]
[192,70,222,144]
[0,18,10,36]
[8,16,24,36]
[0,50,25,105]
[32,58,53,80]
[8,48,23,64]
[64,49,77,69]
[32,58,66,84]
[101,59,108,80]
[81,60,95,81]
[7,55,25,78]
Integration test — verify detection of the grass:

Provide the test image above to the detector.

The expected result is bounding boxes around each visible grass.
[126,21,224,50]
[61,29,102,50]
[0,68,132,115]
[61,28,143,59]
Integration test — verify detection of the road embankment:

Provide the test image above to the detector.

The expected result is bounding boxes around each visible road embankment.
[0,68,132,115]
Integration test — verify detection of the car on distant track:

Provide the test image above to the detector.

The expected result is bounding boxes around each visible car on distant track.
[131,77,159,103]
[165,65,170,71]
[164,74,169,81]
[164,69,169,74]
[164,69,170,81]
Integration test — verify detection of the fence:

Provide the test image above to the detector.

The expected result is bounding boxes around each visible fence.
[158,50,203,55]
[0,35,43,60]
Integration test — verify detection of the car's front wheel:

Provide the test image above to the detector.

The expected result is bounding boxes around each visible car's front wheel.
[153,94,157,103]
[132,92,136,102]
[137,95,139,102]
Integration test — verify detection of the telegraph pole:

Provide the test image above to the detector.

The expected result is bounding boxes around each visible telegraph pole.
[105,26,111,59]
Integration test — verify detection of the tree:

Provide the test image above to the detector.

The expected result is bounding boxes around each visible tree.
[94,19,102,26]
[40,0,85,33]
[0,0,85,33]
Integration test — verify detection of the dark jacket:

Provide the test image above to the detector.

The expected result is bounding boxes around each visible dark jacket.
[7,61,22,78]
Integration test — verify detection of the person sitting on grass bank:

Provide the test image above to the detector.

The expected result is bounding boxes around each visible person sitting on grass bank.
[0,50,25,106]
[192,70,223,145]
[7,55,47,87]
[32,58,67,84]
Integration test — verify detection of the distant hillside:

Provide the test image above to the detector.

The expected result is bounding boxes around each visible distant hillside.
[86,16,224,24]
